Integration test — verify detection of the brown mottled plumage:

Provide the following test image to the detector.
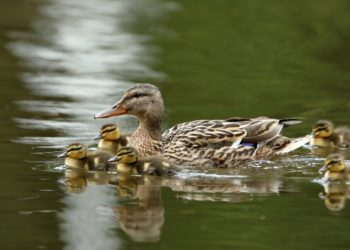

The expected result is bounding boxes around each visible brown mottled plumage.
[95,83,309,167]
[311,120,350,148]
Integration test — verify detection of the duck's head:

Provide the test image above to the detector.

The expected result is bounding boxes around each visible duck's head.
[94,83,164,121]
[58,143,88,160]
[109,146,139,165]
[319,153,345,174]
[262,134,311,155]
[312,120,334,138]
[95,124,121,140]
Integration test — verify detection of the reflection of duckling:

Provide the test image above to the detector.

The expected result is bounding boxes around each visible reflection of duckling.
[320,182,350,212]
[95,124,128,154]
[311,120,350,148]
[65,167,88,193]
[319,153,350,181]
[58,143,114,171]
[109,147,177,176]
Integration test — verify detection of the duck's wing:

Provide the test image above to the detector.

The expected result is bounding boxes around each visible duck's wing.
[162,120,247,149]
[226,117,301,144]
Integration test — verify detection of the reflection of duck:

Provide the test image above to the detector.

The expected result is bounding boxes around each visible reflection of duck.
[58,143,114,171]
[311,120,350,148]
[95,124,128,154]
[113,176,164,242]
[164,175,281,202]
[95,83,308,167]
[319,153,350,181]
[320,183,350,212]
[109,146,177,176]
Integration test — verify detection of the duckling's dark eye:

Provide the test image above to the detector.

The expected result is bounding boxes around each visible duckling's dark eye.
[131,93,148,99]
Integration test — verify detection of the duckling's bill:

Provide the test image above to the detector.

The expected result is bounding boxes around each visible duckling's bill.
[108,156,118,164]
[58,152,68,158]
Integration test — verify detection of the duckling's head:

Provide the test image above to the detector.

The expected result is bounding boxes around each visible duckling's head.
[319,153,345,174]
[96,124,121,140]
[95,84,164,121]
[58,143,88,160]
[312,120,334,138]
[110,146,139,165]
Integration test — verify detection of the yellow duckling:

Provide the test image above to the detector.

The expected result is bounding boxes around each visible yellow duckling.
[95,124,128,154]
[109,146,177,176]
[311,120,350,148]
[319,153,350,181]
[58,143,114,171]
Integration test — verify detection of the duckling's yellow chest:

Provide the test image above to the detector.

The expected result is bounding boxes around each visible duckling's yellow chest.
[311,137,332,147]
[325,171,348,181]
[98,140,120,154]
[117,163,139,175]
[65,158,88,170]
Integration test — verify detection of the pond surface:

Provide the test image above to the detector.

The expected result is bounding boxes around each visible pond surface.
[1,0,350,249]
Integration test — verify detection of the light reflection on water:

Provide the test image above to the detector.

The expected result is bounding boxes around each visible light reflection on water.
[58,185,119,250]
[6,0,350,247]
[8,0,173,151]
[8,0,177,247]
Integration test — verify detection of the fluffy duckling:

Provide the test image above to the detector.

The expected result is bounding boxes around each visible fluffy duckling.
[311,120,350,148]
[58,143,114,171]
[109,146,177,176]
[95,124,128,154]
[319,153,350,181]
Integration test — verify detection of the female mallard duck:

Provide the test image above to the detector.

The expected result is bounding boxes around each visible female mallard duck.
[95,123,128,154]
[311,120,350,148]
[95,83,309,167]
[58,143,114,171]
[109,146,177,176]
[319,153,350,181]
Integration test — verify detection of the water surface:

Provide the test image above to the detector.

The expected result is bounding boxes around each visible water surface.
[1,0,350,249]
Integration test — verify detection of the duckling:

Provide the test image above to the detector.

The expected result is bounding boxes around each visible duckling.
[109,146,177,176]
[95,123,128,154]
[311,120,350,148]
[319,153,350,181]
[58,143,114,171]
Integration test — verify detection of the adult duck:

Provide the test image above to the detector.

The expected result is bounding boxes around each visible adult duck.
[95,83,308,167]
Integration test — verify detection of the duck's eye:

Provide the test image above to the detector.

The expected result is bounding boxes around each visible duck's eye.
[273,142,283,149]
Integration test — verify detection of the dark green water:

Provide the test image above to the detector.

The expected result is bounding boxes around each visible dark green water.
[1,0,350,249]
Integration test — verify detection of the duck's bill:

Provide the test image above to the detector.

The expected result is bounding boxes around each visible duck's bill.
[108,156,118,164]
[94,104,127,119]
[319,165,327,174]
[57,152,68,158]
[275,134,312,154]
[94,134,103,140]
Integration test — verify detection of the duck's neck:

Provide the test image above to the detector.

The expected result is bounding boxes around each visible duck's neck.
[129,115,163,157]
[139,115,162,140]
